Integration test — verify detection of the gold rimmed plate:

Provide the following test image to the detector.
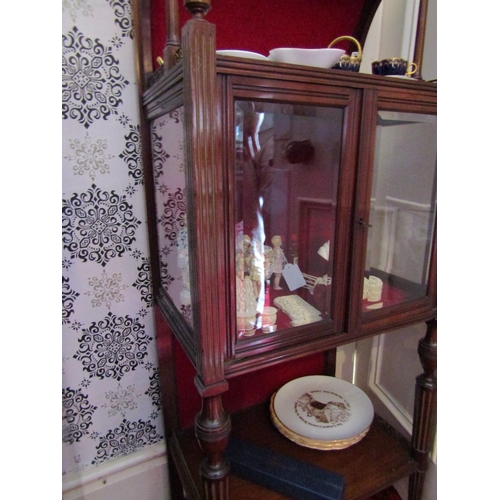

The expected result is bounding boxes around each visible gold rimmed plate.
[272,375,374,445]
[270,394,370,450]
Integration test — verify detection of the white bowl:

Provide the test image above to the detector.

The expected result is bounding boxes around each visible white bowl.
[268,48,345,68]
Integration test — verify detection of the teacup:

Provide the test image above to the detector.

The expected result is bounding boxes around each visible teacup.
[372,58,418,77]
[262,306,278,327]
[237,313,256,333]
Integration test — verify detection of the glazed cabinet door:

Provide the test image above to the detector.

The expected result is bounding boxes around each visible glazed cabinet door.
[349,90,437,335]
[148,105,197,347]
[224,77,360,369]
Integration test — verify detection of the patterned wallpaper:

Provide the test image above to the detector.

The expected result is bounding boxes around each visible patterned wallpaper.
[62,0,164,477]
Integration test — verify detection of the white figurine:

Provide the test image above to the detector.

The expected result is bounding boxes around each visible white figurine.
[263,245,274,281]
[242,234,265,299]
[271,235,285,290]
[236,236,257,318]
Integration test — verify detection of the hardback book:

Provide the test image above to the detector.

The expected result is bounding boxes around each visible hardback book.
[225,436,344,500]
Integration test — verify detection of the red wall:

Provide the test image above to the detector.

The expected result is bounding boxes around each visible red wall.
[150,0,368,69]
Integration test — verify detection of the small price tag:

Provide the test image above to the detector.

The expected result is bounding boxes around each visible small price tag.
[282,263,306,291]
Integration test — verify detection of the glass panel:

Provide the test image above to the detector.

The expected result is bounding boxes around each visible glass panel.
[234,100,343,338]
[151,107,192,325]
[362,111,437,313]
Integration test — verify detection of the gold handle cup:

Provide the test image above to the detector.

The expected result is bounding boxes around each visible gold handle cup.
[328,36,363,72]
[406,62,418,77]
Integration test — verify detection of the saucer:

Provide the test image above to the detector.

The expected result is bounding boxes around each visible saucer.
[385,75,418,81]
[216,50,268,61]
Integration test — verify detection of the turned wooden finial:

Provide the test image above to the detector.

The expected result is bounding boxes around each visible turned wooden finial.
[184,0,211,18]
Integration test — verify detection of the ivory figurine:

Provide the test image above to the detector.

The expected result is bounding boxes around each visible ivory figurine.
[271,235,285,290]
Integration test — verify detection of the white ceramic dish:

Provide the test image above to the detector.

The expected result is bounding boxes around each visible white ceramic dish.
[216,50,268,61]
[268,48,345,68]
[273,375,374,442]
[385,75,418,81]
[270,396,370,450]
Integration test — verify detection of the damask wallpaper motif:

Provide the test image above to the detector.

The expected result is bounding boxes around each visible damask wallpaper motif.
[62,0,164,477]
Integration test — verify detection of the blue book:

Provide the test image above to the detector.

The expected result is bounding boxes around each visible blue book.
[225,436,344,500]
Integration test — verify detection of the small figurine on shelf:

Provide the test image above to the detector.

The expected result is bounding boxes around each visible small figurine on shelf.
[263,245,274,282]
[243,234,265,299]
[271,235,285,290]
[236,235,257,334]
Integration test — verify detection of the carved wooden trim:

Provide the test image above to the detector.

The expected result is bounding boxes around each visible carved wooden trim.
[182,17,228,389]
[412,0,429,80]
[169,432,202,499]
[409,317,437,500]
[195,395,231,500]
[182,12,231,497]
[164,0,181,69]
[130,0,161,297]
[130,0,153,85]
[184,0,212,18]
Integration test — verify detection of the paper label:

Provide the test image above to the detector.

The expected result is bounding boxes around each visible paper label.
[282,263,307,291]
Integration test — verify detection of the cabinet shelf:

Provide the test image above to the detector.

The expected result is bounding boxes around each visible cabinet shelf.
[171,403,417,500]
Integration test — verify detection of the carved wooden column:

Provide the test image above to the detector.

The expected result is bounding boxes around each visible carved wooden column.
[164,0,181,69]
[409,318,437,500]
[182,1,231,498]
[196,394,232,499]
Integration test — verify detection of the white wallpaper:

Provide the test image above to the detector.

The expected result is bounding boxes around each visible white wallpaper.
[62,0,164,477]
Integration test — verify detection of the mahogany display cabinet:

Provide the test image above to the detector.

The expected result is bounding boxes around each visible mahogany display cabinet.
[132,1,437,499]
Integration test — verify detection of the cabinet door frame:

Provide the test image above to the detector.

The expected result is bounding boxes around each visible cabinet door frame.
[222,75,362,373]
[348,88,437,337]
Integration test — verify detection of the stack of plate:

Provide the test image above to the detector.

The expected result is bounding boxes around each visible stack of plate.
[270,375,374,450]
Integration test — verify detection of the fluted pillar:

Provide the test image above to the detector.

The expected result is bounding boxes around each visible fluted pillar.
[409,318,437,499]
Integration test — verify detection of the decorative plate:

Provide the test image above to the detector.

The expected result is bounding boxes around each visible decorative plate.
[273,375,374,443]
[216,50,268,61]
[270,394,370,450]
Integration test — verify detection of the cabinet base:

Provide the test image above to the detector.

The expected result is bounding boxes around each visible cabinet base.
[170,403,417,500]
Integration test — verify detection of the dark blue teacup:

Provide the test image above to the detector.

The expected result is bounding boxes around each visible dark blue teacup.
[372,58,418,76]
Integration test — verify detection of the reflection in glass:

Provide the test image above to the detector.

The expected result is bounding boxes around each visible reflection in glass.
[151,107,192,325]
[234,101,343,338]
[363,111,437,313]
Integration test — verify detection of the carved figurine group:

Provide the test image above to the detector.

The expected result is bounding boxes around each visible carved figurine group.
[236,233,286,330]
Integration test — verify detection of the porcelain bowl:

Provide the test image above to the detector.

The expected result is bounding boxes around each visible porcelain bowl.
[268,48,345,68]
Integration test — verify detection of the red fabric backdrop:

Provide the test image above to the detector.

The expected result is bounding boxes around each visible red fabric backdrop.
[154,304,325,429]
[150,0,367,69]
[172,330,325,429]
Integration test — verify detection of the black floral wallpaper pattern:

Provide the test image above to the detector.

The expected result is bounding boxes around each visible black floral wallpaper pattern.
[62,0,164,477]
[62,184,141,266]
[62,26,129,129]
[73,312,153,381]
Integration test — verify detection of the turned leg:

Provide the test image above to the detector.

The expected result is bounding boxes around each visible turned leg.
[409,318,437,500]
[195,395,232,500]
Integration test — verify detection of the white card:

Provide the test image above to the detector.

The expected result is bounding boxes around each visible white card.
[282,263,307,291]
